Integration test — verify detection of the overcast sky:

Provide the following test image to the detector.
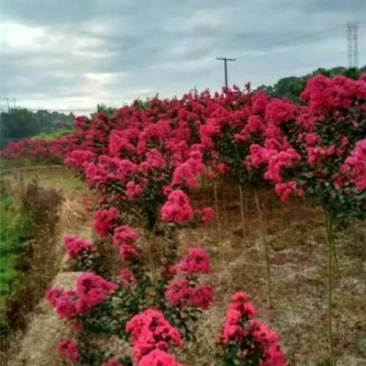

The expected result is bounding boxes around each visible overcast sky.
[0,0,365,113]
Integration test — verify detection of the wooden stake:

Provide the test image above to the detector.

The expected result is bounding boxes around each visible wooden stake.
[239,184,245,243]
[254,189,272,308]
[214,180,220,231]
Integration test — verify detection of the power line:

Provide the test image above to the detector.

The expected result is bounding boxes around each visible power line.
[216,57,236,88]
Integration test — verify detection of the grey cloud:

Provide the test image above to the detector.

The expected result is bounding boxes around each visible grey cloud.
[0,0,365,110]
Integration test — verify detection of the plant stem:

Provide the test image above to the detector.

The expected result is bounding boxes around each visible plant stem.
[214,180,220,231]
[325,209,336,366]
[145,230,157,285]
[254,189,272,308]
[239,184,246,244]
[222,185,228,224]
[329,219,339,271]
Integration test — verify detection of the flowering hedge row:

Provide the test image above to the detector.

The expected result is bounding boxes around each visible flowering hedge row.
[2,74,365,221]
[3,74,366,365]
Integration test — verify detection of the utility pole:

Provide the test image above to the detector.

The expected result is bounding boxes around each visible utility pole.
[6,98,10,111]
[216,57,236,88]
[347,22,358,68]
[13,97,16,108]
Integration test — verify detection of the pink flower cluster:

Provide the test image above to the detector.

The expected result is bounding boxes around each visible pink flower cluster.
[126,309,182,363]
[274,181,304,203]
[46,273,118,319]
[161,190,193,223]
[63,235,96,259]
[195,207,215,225]
[56,338,79,362]
[250,145,301,184]
[221,292,285,366]
[102,357,125,366]
[76,272,118,309]
[113,225,140,261]
[119,268,137,289]
[139,349,183,366]
[93,207,120,237]
[178,248,210,274]
[165,280,213,310]
[164,248,213,310]
[341,139,366,191]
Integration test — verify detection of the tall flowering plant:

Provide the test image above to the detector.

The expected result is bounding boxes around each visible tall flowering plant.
[46,223,215,365]
[295,74,366,222]
[219,292,285,366]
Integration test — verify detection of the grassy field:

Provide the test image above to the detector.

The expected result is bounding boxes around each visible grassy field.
[0,188,33,332]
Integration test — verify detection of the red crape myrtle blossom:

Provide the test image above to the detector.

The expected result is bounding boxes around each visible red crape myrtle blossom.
[165,278,213,310]
[64,149,95,171]
[46,288,78,320]
[56,338,79,362]
[102,357,125,366]
[85,156,138,190]
[63,235,97,259]
[93,207,120,237]
[46,284,115,324]
[160,264,178,281]
[126,309,183,363]
[75,272,118,310]
[113,225,140,261]
[126,180,143,200]
[340,139,366,191]
[178,248,210,274]
[194,207,215,225]
[165,248,213,310]
[189,284,214,310]
[292,74,366,218]
[139,349,183,366]
[250,144,301,184]
[119,268,137,289]
[165,279,192,308]
[161,190,194,224]
[220,292,285,366]
[249,319,286,366]
[113,225,139,247]
[274,181,304,203]
[171,148,205,189]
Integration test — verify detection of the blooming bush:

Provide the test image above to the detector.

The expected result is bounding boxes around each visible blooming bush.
[219,292,285,365]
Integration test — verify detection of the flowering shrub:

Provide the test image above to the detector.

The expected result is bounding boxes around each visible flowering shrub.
[47,233,217,364]
[63,235,98,271]
[126,309,182,363]
[219,292,285,365]
[56,338,79,362]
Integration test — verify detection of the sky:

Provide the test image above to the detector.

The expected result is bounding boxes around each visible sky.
[0,0,365,114]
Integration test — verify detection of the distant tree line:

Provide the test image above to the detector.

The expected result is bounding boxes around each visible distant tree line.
[0,109,75,148]
[255,66,366,102]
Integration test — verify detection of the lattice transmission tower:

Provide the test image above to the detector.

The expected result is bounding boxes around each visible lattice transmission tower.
[347,22,359,68]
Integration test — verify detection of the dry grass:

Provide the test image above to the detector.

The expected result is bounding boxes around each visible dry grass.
[176,183,366,366]
[2,168,93,366]
[8,272,82,366]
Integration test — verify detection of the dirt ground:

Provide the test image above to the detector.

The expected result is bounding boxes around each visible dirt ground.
[4,169,366,366]
[177,183,366,366]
